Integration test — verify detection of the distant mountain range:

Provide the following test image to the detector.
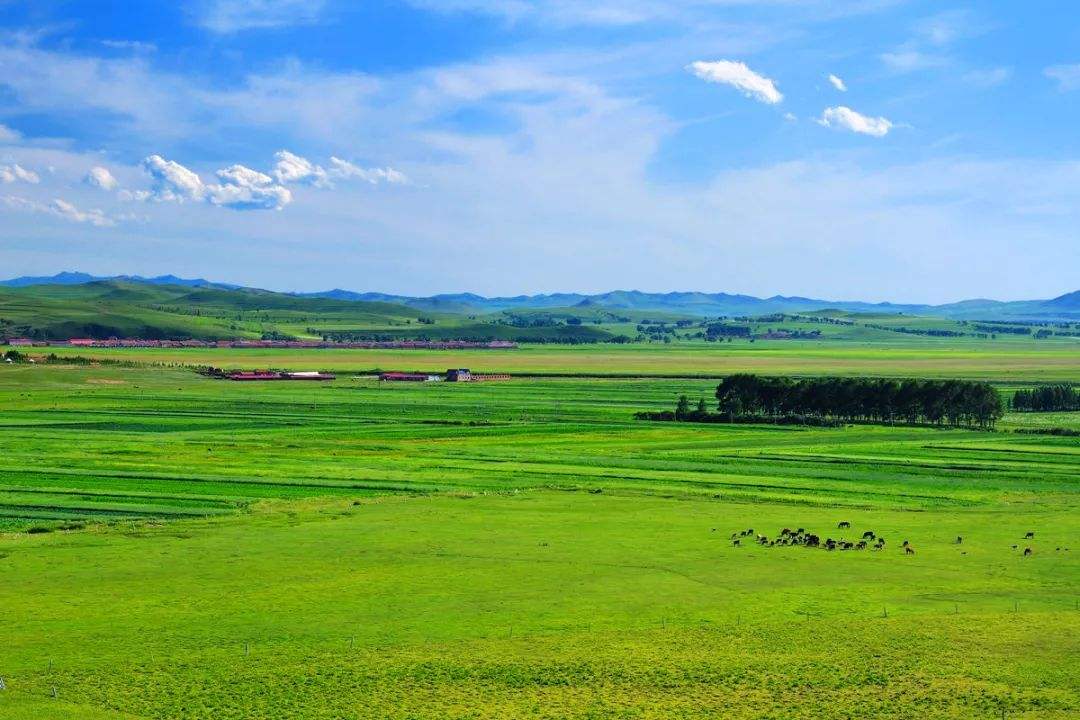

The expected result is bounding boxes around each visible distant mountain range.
[0,272,241,290]
[300,289,1080,321]
[3,272,1078,321]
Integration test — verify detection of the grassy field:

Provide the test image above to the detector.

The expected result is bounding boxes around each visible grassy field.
[0,356,1078,718]
[39,338,1080,381]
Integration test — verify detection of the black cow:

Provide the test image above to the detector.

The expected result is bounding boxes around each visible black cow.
[1023,547,1033,556]
[1024,531,1035,539]
[838,521,851,529]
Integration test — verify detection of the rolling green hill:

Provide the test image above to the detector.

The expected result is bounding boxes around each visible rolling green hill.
[0,282,428,341]
[3,281,1078,345]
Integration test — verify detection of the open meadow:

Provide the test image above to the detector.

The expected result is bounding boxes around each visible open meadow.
[40,338,1080,381]
[0,348,1078,719]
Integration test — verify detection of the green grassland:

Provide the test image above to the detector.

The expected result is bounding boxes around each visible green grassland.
[5,281,1079,347]
[0,358,1078,718]
[40,336,1080,381]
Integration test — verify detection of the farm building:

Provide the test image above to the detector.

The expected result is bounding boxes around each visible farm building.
[5,338,33,346]
[378,369,509,383]
[228,371,282,381]
[227,370,336,381]
[379,372,432,382]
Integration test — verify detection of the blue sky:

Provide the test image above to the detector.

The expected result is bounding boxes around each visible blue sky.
[0,0,1077,301]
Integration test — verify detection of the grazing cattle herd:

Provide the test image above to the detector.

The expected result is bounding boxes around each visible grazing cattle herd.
[722,522,1068,557]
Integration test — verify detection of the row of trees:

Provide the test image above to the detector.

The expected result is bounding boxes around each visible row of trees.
[714,374,1005,428]
[1011,384,1080,412]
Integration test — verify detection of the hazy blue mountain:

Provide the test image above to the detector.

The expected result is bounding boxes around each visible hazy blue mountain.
[0,272,239,289]
[3,272,1077,321]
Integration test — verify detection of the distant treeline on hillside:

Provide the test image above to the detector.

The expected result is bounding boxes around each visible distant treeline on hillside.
[1011,384,1080,412]
[713,374,1004,428]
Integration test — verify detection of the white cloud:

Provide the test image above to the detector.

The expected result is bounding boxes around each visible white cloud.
[272,150,330,187]
[328,157,408,185]
[913,10,984,47]
[139,155,291,210]
[1045,63,1080,92]
[208,164,292,210]
[130,151,402,213]
[50,198,115,226]
[0,124,20,144]
[818,106,893,137]
[196,0,327,33]
[1,195,115,226]
[827,73,847,92]
[85,166,119,191]
[880,50,948,73]
[142,155,206,202]
[0,163,40,184]
[688,60,783,104]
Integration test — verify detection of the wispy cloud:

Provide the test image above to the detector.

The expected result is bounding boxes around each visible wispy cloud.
[1045,63,1080,92]
[1,195,115,226]
[0,164,40,184]
[687,60,783,104]
[880,50,948,73]
[405,0,908,28]
[329,158,408,185]
[963,67,1011,88]
[101,39,157,53]
[194,0,327,33]
[913,9,987,47]
[827,73,847,92]
[818,106,893,137]
[0,124,21,144]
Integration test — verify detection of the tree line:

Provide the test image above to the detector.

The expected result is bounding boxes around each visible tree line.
[1010,384,1080,412]
[713,374,1004,428]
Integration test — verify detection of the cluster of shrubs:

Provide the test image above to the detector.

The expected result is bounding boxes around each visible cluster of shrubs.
[1014,427,1080,437]
[714,374,1004,428]
[1011,384,1079,412]
[636,374,1005,430]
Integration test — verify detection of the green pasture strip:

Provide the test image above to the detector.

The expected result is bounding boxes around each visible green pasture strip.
[33,341,1080,380]
[0,491,1076,718]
